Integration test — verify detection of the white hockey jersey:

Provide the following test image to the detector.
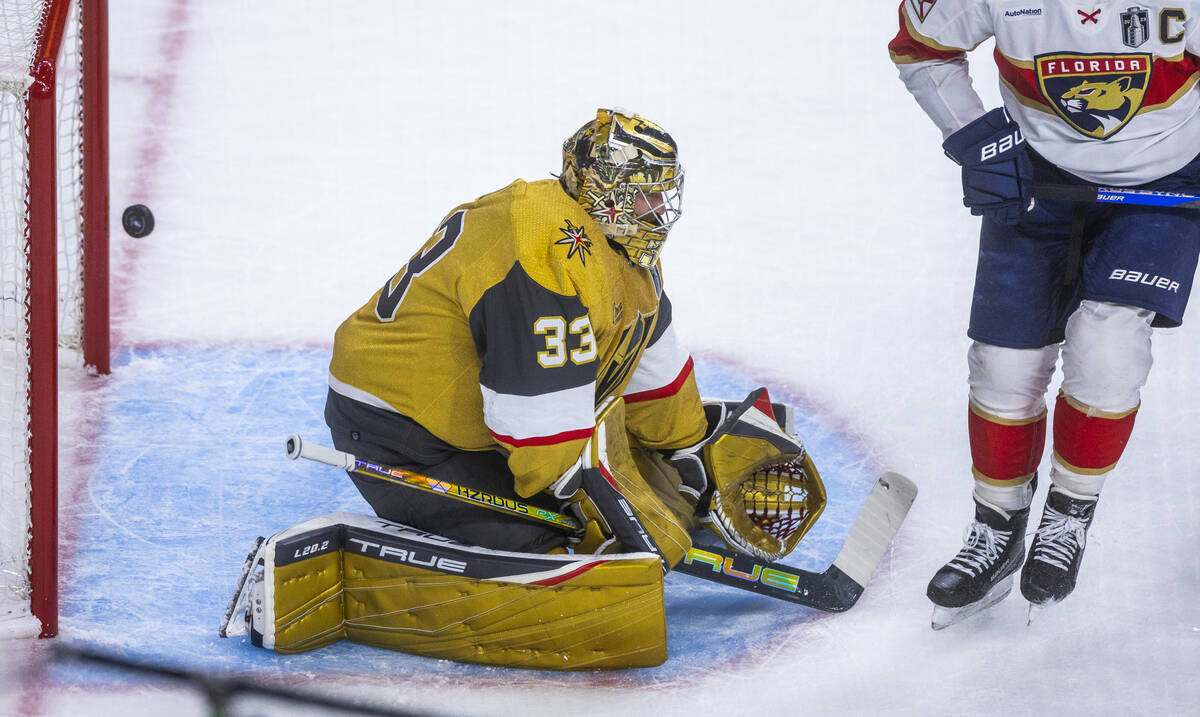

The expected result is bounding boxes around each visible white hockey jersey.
[890,0,1200,185]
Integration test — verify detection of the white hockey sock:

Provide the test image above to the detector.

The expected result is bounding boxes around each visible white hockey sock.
[973,478,1035,513]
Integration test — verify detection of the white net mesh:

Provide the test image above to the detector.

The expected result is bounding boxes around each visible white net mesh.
[0,79,35,637]
[0,3,42,82]
[57,1,85,349]
[0,0,86,638]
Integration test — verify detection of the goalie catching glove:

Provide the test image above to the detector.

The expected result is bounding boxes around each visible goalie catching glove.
[668,387,826,562]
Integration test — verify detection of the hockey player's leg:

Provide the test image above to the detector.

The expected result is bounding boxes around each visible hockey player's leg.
[927,494,1030,630]
[1022,301,1150,617]
[330,426,568,554]
[1021,481,1098,621]
[927,342,1056,629]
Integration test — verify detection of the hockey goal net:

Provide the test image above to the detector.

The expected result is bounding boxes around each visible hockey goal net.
[0,0,108,639]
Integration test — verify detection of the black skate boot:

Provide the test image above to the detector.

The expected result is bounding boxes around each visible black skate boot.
[927,495,1029,630]
[1020,484,1098,622]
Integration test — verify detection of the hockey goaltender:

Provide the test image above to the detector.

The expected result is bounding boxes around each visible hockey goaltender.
[219,108,915,670]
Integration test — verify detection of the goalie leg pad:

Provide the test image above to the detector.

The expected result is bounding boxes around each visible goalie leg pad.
[222,512,667,670]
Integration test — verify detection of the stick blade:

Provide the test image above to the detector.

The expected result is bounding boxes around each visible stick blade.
[829,472,918,593]
[673,472,917,613]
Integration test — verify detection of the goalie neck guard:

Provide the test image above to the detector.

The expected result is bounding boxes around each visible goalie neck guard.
[560,108,683,269]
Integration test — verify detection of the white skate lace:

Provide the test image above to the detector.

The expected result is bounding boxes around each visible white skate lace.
[1030,506,1087,571]
[948,522,1011,577]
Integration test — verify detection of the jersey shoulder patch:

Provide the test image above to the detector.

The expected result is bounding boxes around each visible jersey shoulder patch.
[909,0,938,23]
[508,179,610,296]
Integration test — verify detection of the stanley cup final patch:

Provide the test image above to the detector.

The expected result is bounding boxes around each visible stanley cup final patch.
[1035,53,1152,139]
[1121,6,1151,47]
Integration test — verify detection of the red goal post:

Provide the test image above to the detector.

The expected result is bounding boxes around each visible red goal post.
[0,0,109,639]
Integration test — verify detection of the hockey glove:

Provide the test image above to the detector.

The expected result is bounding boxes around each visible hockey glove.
[667,387,826,561]
[942,107,1034,226]
[548,397,691,570]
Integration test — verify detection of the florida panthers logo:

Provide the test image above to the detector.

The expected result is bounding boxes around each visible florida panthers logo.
[1036,53,1151,139]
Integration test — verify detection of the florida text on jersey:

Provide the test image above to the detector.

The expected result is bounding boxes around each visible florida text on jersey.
[328,179,707,498]
[890,0,1200,185]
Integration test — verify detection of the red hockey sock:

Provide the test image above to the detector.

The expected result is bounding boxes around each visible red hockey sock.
[968,402,1046,484]
[1053,392,1138,474]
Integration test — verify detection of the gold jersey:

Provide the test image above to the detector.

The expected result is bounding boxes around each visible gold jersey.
[329,179,706,497]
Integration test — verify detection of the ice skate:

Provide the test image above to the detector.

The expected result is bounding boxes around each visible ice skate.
[927,495,1029,630]
[1021,485,1098,622]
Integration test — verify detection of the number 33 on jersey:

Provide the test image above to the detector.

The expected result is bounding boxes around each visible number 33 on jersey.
[328,178,706,498]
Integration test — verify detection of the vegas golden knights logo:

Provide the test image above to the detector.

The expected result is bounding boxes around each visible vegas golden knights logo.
[1036,53,1151,140]
[595,313,656,403]
[555,219,593,266]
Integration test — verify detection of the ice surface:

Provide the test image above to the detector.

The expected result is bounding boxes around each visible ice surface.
[2,1,1198,715]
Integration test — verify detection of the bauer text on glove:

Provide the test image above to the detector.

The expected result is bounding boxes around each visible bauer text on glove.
[942,107,1034,226]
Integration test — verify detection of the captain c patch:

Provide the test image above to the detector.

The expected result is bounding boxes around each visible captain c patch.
[1036,52,1152,139]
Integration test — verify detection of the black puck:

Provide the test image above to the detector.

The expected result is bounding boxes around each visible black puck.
[122,204,155,237]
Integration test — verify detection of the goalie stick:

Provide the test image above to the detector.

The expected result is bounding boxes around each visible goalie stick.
[1034,184,1200,210]
[679,472,916,612]
[285,435,917,612]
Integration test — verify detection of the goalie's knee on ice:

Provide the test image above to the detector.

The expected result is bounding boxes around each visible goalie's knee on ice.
[348,467,567,554]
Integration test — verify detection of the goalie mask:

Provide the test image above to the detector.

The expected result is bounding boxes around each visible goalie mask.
[560,108,683,269]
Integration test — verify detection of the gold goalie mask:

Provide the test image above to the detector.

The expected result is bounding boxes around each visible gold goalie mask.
[669,388,826,562]
[560,108,683,268]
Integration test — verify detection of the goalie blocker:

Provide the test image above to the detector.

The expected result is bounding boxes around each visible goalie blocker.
[219,512,667,670]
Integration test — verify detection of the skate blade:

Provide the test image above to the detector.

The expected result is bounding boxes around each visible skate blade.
[1026,603,1041,626]
[1026,599,1061,626]
[930,575,1014,631]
